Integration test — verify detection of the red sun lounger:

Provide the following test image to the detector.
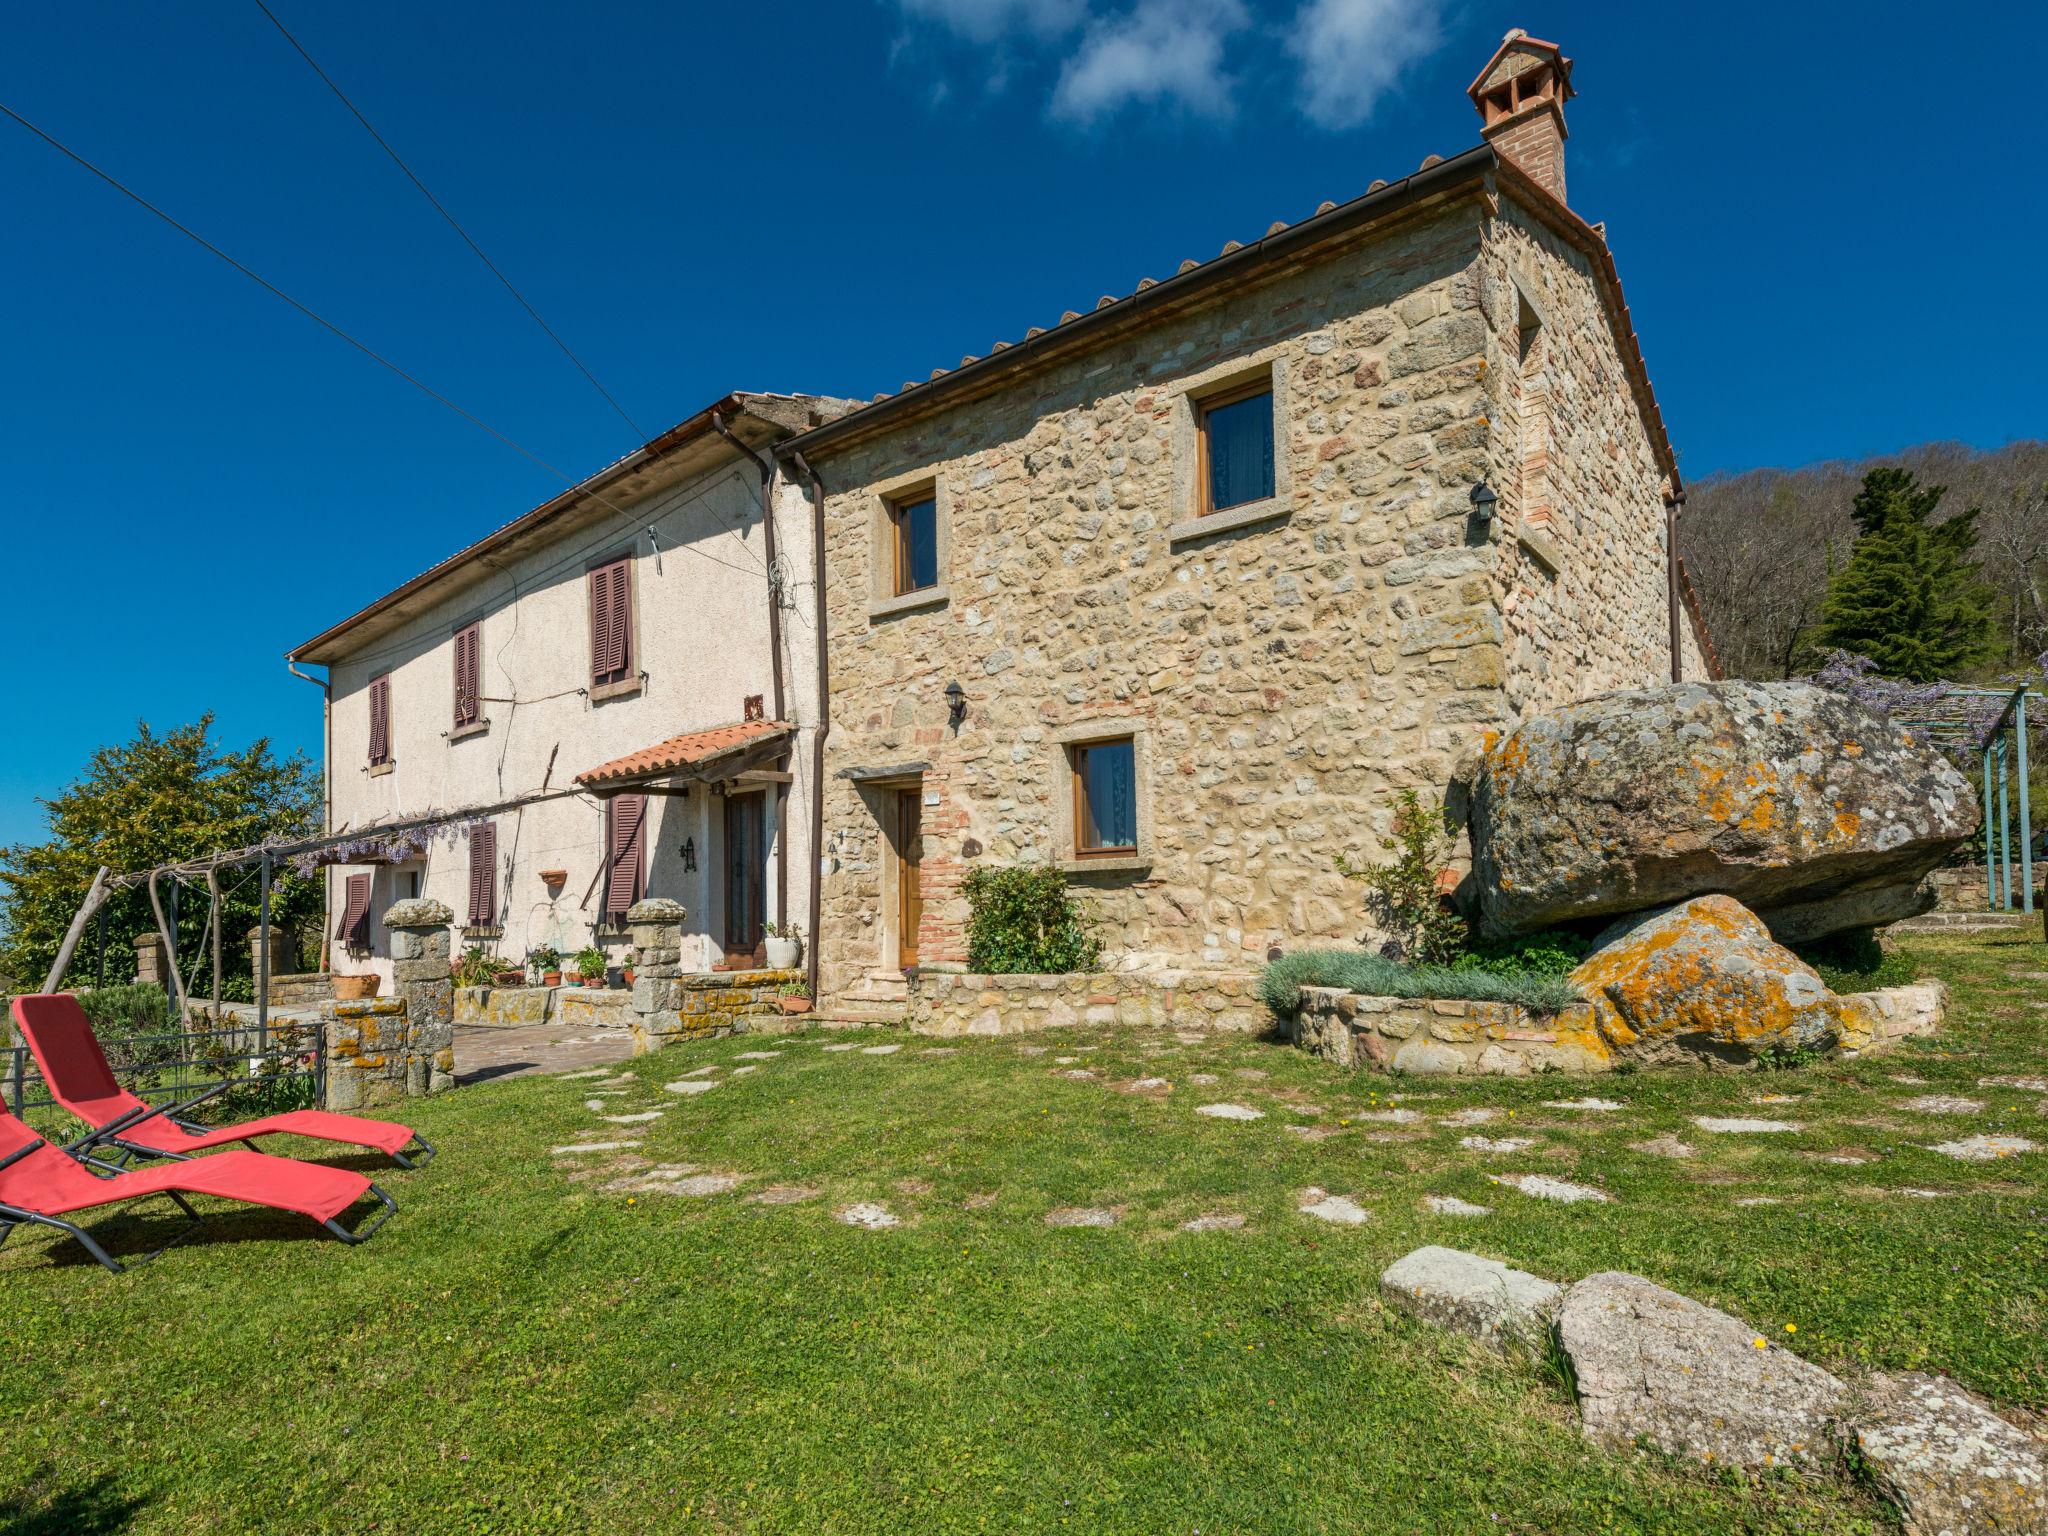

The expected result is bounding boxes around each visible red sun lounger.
[0,1103,394,1272]
[10,993,434,1170]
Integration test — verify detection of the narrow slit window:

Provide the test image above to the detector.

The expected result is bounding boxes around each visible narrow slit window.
[1073,738,1137,856]
[891,493,939,595]
[1199,381,1276,515]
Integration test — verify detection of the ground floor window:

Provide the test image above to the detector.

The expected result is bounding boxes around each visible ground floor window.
[1072,737,1138,856]
[604,793,647,923]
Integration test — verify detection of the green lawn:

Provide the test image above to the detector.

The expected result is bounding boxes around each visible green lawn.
[4,928,2046,1534]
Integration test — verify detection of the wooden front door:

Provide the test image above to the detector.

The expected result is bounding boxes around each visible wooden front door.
[723,791,766,965]
[895,788,922,970]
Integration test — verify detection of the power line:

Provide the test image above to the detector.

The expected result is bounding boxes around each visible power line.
[250,0,647,442]
[0,99,763,581]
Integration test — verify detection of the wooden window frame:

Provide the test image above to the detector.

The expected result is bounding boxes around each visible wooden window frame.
[1070,736,1139,859]
[1194,376,1277,519]
[887,489,940,598]
[587,553,640,701]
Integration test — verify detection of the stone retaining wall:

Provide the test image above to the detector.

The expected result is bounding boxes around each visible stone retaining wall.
[266,972,333,1009]
[625,898,800,1051]
[1290,988,1609,1076]
[907,970,1265,1037]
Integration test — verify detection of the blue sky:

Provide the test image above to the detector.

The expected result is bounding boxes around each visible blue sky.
[1,0,2038,847]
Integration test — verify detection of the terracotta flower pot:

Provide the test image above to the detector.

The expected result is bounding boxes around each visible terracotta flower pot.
[493,970,525,987]
[542,971,561,987]
[777,996,813,1015]
[332,973,381,1001]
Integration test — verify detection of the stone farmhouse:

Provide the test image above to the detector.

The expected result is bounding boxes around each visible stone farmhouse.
[777,30,1716,1017]
[287,392,850,988]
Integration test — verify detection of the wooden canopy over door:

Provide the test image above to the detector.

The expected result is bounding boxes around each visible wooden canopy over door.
[722,791,767,967]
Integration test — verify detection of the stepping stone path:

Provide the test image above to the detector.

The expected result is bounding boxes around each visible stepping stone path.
[734,1051,782,1061]
[1546,1098,1625,1112]
[1853,1371,2048,1535]
[626,1170,743,1197]
[1559,1271,1843,1471]
[601,1111,664,1124]
[862,1044,902,1056]
[750,1185,821,1205]
[1491,1173,1611,1205]
[1901,1094,1983,1115]
[1693,1116,1801,1134]
[1356,1108,1422,1124]
[1928,1135,2036,1162]
[1440,1108,1498,1127]
[821,1044,859,1053]
[664,1079,718,1096]
[731,1065,759,1077]
[1423,1195,1493,1217]
[1630,1134,1695,1159]
[550,1140,642,1155]
[1460,1135,1535,1154]
[1044,1206,1119,1228]
[1195,1103,1263,1121]
[1179,1213,1245,1233]
[1982,1075,2048,1093]
[558,1068,614,1080]
[1056,1069,1096,1081]
[1298,1189,1370,1225]
[837,1202,901,1229]
[1121,1077,1172,1094]
[1382,1246,1560,1355]
[678,1065,718,1078]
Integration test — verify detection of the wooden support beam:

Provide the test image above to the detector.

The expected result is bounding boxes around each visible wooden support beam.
[40,865,110,994]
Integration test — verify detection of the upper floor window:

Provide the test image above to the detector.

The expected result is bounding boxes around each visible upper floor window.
[368,674,393,770]
[588,555,636,696]
[890,491,940,596]
[453,621,482,730]
[1198,380,1276,515]
[1071,736,1138,856]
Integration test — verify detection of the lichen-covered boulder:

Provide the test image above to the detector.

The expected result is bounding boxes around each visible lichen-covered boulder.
[1468,681,1977,940]
[1570,895,1841,1066]
[1850,1372,2048,1536]
[1558,1271,1847,1471]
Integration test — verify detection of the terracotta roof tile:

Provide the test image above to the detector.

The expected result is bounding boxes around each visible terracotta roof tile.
[576,719,789,788]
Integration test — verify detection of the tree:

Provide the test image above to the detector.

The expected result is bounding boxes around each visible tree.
[1814,467,1999,682]
[0,717,322,993]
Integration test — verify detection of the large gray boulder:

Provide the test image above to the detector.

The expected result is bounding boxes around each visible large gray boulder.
[1557,1271,1846,1471]
[1380,1246,1562,1357]
[1851,1372,2048,1536]
[1468,681,1977,940]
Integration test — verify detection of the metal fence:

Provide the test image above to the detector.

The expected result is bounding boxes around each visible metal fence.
[2,1016,324,1128]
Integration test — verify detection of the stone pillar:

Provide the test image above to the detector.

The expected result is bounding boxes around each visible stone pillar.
[626,898,687,1054]
[247,924,290,998]
[381,898,454,1096]
[134,931,168,987]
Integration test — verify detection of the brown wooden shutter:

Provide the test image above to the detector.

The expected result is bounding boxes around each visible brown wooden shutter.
[608,562,631,677]
[368,674,391,764]
[589,559,631,686]
[454,623,480,727]
[468,821,497,928]
[336,873,372,949]
[604,793,646,921]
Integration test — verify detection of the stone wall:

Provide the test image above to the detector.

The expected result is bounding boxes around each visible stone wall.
[324,997,451,1111]
[908,969,1264,1037]
[1290,986,1611,1076]
[810,201,1508,1002]
[623,899,797,1051]
[267,972,334,1009]
[1481,202,1682,713]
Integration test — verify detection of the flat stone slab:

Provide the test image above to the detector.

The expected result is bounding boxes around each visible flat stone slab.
[1852,1371,2048,1536]
[1357,1108,1423,1124]
[1179,1213,1246,1233]
[1694,1116,1801,1134]
[549,1140,642,1155]
[1440,1108,1498,1127]
[1381,1246,1561,1355]
[600,1110,664,1124]
[837,1202,901,1229]
[1423,1195,1493,1217]
[1491,1173,1611,1205]
[1900,1095,1984,1115]
[1928,1135,2037,1162]
[1558,1271,1846,1471]
[733,1051,783,1060]
[628,1171,743,1197]
[1298,1189,1371,1225]
[821,1043,860,1052]
[1460,1135,1535,1154]
[1195,1103,1264,1121]
[749,1185,820,1205]
[664,1079,719,1096]
[1983,1075,2048,1093]
[861,1044,903,1055]
[1044,1206,1119,1228]
[1630,1134,1696,1159]
[1546,1097,1625,1112]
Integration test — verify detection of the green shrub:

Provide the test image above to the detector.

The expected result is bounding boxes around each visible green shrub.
[74,982,174,1038]
[1335,789,1470,965]
[1450,930,1592,982]
[1793,929,1919,992]
[1258,948,1581,1017]
[963,866,1101,975]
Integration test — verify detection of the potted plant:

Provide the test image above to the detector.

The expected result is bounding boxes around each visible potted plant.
[528,944,562,988]
[454,945,497,989]
[575,946,608,988]
[776,979,812,1015]
[763,920,803,971]
[332,971,381,1001]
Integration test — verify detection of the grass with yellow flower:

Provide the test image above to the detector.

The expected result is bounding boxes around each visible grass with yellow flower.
[2,927,2044,1533]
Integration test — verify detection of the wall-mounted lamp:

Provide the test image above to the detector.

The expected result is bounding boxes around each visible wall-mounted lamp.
[680,838,697,873]
[1469,482,1498,521]
[944,680,967,729]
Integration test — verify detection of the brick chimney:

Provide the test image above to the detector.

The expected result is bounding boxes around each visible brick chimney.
[1468,29,1575,203]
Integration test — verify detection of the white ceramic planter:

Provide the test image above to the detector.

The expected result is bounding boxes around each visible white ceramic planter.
[765,936,801,970]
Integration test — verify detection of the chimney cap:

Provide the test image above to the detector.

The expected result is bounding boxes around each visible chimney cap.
[1466,29,1574,105]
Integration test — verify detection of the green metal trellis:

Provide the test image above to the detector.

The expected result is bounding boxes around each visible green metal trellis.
[1900,685,2040,915]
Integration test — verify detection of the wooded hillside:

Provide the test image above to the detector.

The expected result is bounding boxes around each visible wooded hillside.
[1680,440,2047,681]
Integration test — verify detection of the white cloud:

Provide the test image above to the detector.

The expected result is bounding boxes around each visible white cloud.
[1287,0,1442,129]
[891,0,1088,44]
[1050,0,1248,124]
